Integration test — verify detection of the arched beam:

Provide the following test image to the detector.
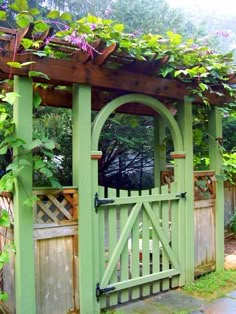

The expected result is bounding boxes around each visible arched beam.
[92,93,184,152]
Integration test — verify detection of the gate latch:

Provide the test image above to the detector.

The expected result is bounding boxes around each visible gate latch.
[94,192,115,213]
[176,192,187,199]
[96,282,116,302]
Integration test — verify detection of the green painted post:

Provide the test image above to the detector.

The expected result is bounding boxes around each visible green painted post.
[13,76,36,314]
[72,84,98,313]
[208,107,224,270]
[177,98,194,284]
[154,117,166,188]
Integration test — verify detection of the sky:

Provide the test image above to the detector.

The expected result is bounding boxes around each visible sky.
[167,0,236,16]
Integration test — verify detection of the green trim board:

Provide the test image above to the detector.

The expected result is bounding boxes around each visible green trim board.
[13,76,36,314]
[208,107,224,270]
[72,84,99,313]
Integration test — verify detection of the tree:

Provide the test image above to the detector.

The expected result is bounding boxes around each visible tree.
[98,113,154,189]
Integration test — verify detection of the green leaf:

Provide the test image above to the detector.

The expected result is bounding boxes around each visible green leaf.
[174,69,187,77]
[0,292,9,302]
[47,10,60,19]
[21,61,36,67]
[0,251,10,264]
[166,31,182,45]
[7,62,22,68]
[25,139,42,151]
[0,172,14,192]
[32,51,47,58]
[9,3,21,12]
[199,82,208,91]
[23,196,39,207]
[2,92,21,105]
[159,65,173,78]
[39,166,53,178]
[34,21,49,33]
[113,24,124,32]
[0,210,10,228]
[0,112,8,122]
[49,177,62,189]
[60,12,72,22]
[34,158,45,170]
[43,139,55,150]
[33,92,42,109]
[29,8,40,16]
[42,150,54,158]
[21,38,33,49]
[29,71,50,80]
[6,162,19,172]
[18,159,31,167]
[15,12,33,28]
[0,10,7,21]
[0,145,8,155]
[15,0,29,11]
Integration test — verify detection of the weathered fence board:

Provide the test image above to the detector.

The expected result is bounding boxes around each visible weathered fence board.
[194,172,216,276]
[194,200,216,276]
[0,188,79,314]
[35,235,78,314]
[224,182,236,225]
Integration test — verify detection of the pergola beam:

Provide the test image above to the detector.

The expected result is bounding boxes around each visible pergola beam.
[0,51,230,106]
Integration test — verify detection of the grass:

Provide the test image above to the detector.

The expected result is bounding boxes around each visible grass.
[183,270,236,301]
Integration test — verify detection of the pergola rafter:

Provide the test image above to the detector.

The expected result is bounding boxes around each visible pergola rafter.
[0,25,233,111]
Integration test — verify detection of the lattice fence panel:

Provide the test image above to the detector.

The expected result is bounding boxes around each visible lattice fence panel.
[34,188,78,224]
[194,171,216,200]
[0,192,14,223]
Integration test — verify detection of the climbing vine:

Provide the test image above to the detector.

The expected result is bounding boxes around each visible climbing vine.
[0,0,235,106]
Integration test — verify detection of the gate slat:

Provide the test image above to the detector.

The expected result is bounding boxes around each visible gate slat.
[98,186,107,308]
[170,182,179,288]
[130,190,141,300]
[161,184,170,291]
[107,188,118,306]
[119,189,129,303]
[143,202,179,269]
[103,268,179,291]
[151,187,161,294]
[140,190,151,297]
[101,202,142,288]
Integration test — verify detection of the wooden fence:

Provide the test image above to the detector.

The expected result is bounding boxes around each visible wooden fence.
[0,188,79,314]
[224,181,236,225]
[0,173,233,312]
[194,171,216,276]
[162,170,217,276]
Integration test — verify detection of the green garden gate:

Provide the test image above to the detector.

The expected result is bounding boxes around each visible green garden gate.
[91,94,190,309]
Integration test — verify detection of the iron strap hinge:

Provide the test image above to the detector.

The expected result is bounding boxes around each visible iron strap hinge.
[96,282,116,302]
[176,192,187,199]
[94,192,115,213]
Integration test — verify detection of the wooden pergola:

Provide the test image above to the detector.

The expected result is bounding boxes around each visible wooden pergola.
[0,25,227,313]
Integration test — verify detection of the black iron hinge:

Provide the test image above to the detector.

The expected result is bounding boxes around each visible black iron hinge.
[94,192,115,213]
[96,282,116,302]
[176,192,187,199]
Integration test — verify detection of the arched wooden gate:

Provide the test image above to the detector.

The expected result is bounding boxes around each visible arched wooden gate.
[91,94,188,309]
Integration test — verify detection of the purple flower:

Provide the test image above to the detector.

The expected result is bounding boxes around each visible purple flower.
[216,30,232,38]
[104,7,112,17]
[65,32,95,57]
[90,23,97,31]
